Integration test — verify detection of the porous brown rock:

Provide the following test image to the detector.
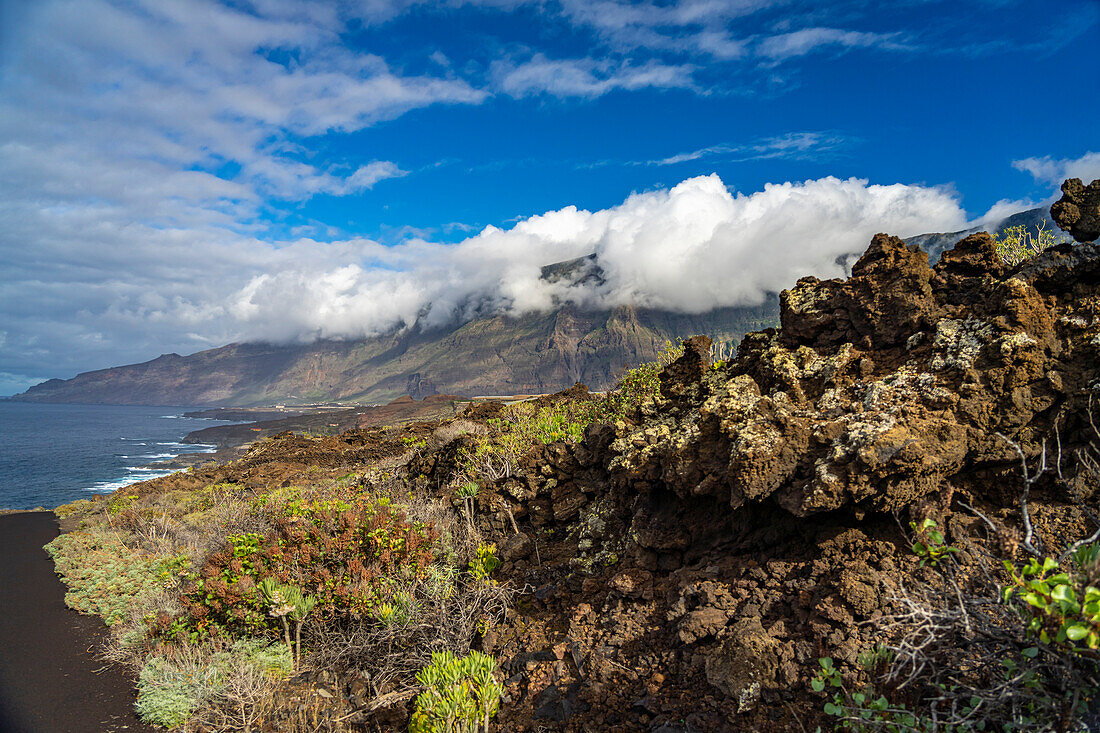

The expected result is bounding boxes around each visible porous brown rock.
[610,233,1100,517]
[1052,177,1100,243]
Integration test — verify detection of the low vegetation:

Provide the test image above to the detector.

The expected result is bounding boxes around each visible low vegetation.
[810,430,1100,733]
[52,465,508,730]
[991,222,1068,267]
[409,650,501,733]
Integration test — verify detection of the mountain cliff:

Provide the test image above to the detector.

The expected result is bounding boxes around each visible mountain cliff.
[13,303,777,406]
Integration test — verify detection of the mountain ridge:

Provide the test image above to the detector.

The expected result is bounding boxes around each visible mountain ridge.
[12,303,778,406]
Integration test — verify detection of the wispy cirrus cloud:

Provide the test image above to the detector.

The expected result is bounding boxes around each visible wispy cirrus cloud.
[649,131,850,166]
[757,27,912,61]
[553,0,773,59]
[493,54,698,98]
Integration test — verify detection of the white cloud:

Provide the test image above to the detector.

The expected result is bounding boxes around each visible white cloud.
[650,131,847,166]
[757,27,910,60]
[344,162,409,192]
[975,198,1040,229]
[0,174,972,382]
[554,0,771,58]
[1013,152,1100,186]
[0,0,483,212]
[228,174,969,341]
[494,54,697,98]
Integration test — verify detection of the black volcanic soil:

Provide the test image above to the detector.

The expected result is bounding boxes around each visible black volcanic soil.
[0,512,155,733]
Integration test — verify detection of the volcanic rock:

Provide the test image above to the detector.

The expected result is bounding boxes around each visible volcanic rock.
[610,232,1100,517]
[1052,178,1100,243]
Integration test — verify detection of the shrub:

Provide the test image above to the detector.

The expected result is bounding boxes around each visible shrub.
[1002,543,1100,650]
[455,482,479,501]
[810,532,1100,731]
[135,638,291,728]
[136,654,205,728]
[467,543,500,584]
[908,518,958,567]
[605,339,684,420]
[179,494,438,637]
[45,528,186,625]
[991,222,1067,267]
[461,399,604,482]
[409,650,502,733]
[258,578,316,668]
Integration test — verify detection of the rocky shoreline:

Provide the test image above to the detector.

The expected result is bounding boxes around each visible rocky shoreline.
[140,395,470,472]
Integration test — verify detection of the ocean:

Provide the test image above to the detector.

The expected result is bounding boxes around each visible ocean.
[0,402,237,511]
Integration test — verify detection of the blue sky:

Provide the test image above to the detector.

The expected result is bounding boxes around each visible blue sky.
[1,0,1098,395]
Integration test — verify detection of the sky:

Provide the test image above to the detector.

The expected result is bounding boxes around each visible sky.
[1,0,1098,396]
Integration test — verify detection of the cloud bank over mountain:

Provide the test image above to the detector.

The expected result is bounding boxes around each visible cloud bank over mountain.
[228,174,969,343]
[1,168,973,396]
[111,175,973,345]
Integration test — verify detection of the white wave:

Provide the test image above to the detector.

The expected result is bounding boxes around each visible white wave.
[86,469,179,493]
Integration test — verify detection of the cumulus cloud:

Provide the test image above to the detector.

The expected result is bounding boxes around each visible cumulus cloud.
[1013,152,1100,187]
[226,174,969,342]
[0,173,971,386]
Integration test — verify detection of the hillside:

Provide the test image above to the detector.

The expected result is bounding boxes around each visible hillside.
[904,205,1062,261]
[13,303,777,406]
[12,208,1058,407]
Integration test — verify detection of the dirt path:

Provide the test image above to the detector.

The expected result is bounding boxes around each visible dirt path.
[0,512,156,733]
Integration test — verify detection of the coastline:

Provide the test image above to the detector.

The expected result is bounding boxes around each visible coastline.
[0,403,239,512]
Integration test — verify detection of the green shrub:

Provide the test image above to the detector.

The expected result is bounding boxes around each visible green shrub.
[812,657,946,732]
[53,498,96,519]
[991,222,1067,267]
[1003,543,1100,650]
[605,339,684,420]
[258,577,316,668]
[909,518,958,567]
[136,655,205,728]
[467,543,500,584]
[45,529,186,625]
[455,482,480,498]
[409,650,502,733]
[808,536,1100,731]
[135,639,291,728]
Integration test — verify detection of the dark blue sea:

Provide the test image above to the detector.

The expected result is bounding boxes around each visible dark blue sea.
[0,402,238,510]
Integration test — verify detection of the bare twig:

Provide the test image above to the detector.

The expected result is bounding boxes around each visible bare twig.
[995,432,1046,557]
[959,501,997,534]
